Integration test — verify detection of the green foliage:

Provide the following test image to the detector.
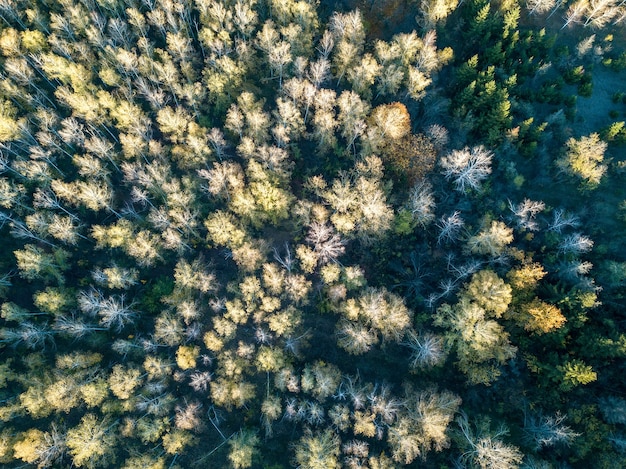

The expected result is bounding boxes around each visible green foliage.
[139,277,175,314]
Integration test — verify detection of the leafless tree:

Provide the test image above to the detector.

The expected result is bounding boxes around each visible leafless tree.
[437,211,465,245]
[558,233,594,255]
[547,208,580,233]
[508,198,545,231]
[440,146,492,193]
[404,330,446,369]
[523,411,580,450]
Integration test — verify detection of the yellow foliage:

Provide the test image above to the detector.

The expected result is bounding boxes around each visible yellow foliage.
[13,429,45,464]
[109,365,142,400]
[176,345,199,370]
[506,262,546,291]
[353,410,377,437]
[558,133,607,188]
[522,298,566,333]
[162,430,194,455]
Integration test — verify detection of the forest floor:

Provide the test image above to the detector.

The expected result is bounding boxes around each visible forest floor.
[523,11,626,137]
[576,65,626,134]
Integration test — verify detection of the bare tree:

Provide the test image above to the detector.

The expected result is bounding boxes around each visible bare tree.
[508,199,545,231]
[547,208,580,233]
[408,180,436,227]
[403,330,446,369]
[523,411,580,450]
[440,146,492,193]
[558,233,594,254]
[457,413,523,469]
[1,321,54,349]
[437,211,465,245]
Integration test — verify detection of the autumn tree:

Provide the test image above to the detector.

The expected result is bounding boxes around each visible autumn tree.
[66,414,117,468]
[434,291,516,385]
[364,102,411,156]
[466,221,514,258]
[387,389,461,464]
[337,288,411,354]
[14,244,70,284]
[292,428,341,469]
[417,0,460,28]
[228,429,260,469]
[557,133,607,189]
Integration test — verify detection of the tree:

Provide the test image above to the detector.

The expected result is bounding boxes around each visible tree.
[330,12,365,84]
[0,99,23,142]
[228,429,260,469]
[292,428,341,469]
[558,233,594,255]
[337,288,411,354]
[365,102,411,153]
[387,389,461,463]
[562,0,625,28]
[121,455,166,469]
[12,429,47,465]
[92,265,138,290]
[306,222,345,264]
[547,208,580,233]
[520,298,566,333]
[437,211,465,245]
[406,180,436,227]
[418,0,460,27]
[508,199,545,232]
[463,270,512,318]
[301,361,342,401]
[404,330,446,369]
[434,296,516,385]
[268,40,292,87]
[526,0,558,15]
[125,230,162,267]
[440,146,493,193]
[44,376,83,413]
[557,133,607,189]
[66,414,117,468]
[466,221,514,257]
[14,245,70,284]
[347,53,381,99]
[506,262,546,291]
[383,133,437,186]
[162,429,195,455]
[205,210,247,248]
[109,365,143,400]
[559,359,597,391]
[523,412,579,450]
[336,90,370,150]
[15,425,66,468]
[320,157,394,242]
[230,175,294,227]
[456,414,524,469]
[337,320,378,355]
[176,345,200,370]
[77,289,136,332]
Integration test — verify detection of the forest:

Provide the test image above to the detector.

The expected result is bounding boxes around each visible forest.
[0,0,626,467]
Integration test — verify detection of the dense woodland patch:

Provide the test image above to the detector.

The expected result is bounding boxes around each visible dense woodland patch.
[0,0,626,467]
